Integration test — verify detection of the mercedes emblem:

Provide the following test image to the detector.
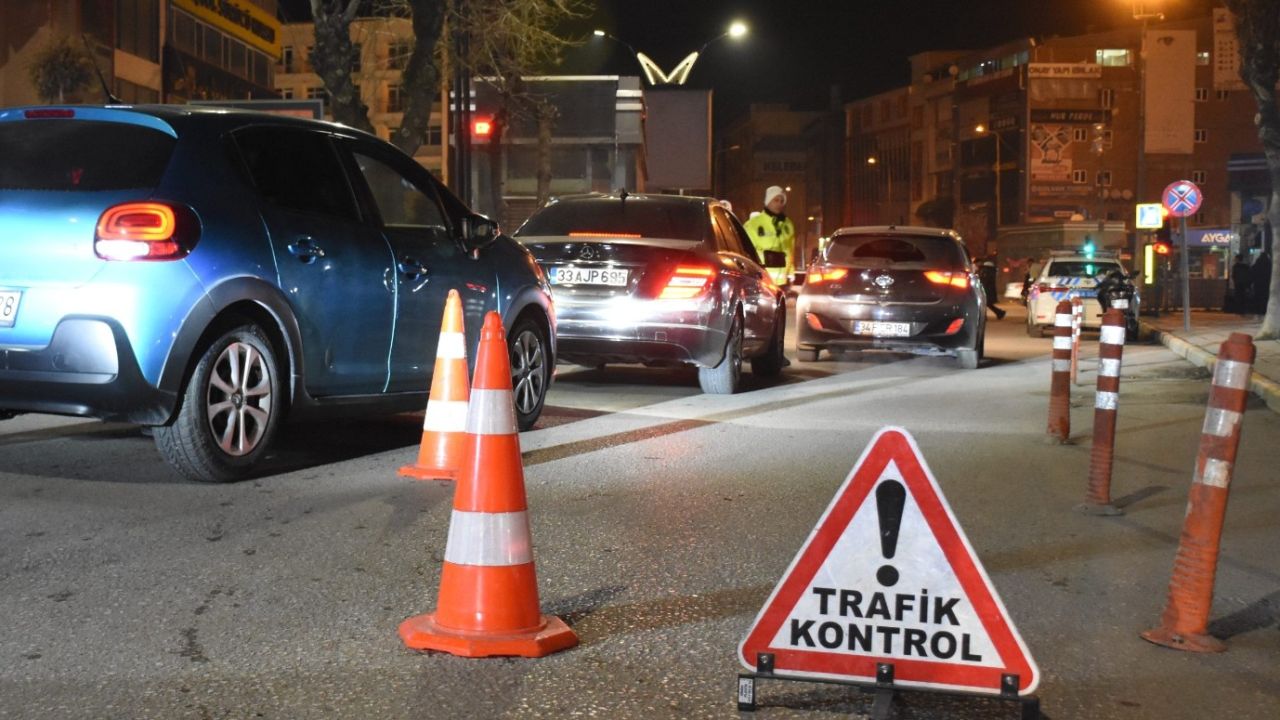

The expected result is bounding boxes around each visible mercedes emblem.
[578,245,596,260]
[874,274,895,289]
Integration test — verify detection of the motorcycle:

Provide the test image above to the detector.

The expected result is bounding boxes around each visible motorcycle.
[1095,268,1141,340]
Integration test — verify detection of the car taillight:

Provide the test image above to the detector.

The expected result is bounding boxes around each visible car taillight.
[808,267,849,284]
[658,264,715,299]
[924,271,970,289]
[94,202,189,261]
[944,318,965,334]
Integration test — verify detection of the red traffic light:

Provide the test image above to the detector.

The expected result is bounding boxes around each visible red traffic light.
[472,117,493,137]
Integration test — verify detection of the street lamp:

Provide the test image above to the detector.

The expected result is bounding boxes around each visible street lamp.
[974,124,1004,229]
[866,155,892,223]
[593,21,749,85]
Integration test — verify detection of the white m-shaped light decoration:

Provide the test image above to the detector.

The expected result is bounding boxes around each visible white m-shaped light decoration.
[635,51,702,86]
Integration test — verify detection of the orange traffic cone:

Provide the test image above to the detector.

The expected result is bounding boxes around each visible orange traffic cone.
[399,289,470,481]
[399,311,578,658]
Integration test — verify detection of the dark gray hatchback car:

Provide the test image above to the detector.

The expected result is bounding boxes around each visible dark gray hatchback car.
[796,226,986,369]
[0,105,554,482]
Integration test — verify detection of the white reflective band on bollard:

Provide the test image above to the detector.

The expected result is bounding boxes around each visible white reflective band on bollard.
[1055,315,1072,327]
[1100,326,1126,346]
[424,399,469,431]
[1213,359,1252,390]
[466,389,519,435]
[1202,407,1243,438]
[436,332,467,360]
[1095,391,1119,411]
[1099,358,1122,377]
[1052,359,1072,373]
[1053,336,1073,351]
[444,510,532,566]
[1193,458,1233,489]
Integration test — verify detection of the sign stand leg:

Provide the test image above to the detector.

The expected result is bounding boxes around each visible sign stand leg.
[869,663,898,720]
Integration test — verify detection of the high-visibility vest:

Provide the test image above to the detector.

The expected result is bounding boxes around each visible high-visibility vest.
[742,211,795,284]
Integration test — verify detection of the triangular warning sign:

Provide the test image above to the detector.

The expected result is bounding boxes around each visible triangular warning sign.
[739,427,1039,696]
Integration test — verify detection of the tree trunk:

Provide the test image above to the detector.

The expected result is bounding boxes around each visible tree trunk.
[391,0,445,157]
[536,107,553,207]
[1244,63,1280,338]
[308,1,373,133]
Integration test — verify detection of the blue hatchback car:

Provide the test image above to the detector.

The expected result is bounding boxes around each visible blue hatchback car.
[0,105,554,482]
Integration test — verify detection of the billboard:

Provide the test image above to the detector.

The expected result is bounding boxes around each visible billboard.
[1029,124,1074,183]
[645,89,712,191]
[1144,29,1196,154]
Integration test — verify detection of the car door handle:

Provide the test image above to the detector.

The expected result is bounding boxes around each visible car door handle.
[397,257,429,279]
[287,237,325,263]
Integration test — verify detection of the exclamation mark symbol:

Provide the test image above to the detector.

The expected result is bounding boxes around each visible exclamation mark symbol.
[875,480,906,587]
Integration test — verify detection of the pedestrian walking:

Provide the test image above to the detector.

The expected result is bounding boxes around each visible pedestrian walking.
[1249,250,1271,315]
[1229,253,1251,315]
[742,186,795,287]
[979,256,1006,319]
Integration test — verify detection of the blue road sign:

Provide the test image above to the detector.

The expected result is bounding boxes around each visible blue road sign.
[1162,180,1203,218]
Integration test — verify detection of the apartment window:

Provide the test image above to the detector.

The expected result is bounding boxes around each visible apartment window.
[1102,129,1114,147]
[427,126,443,145]
[1195,128,1208,143]
[1192,170,1207,185]
[387,84,403,113]
[116,0,160,62]
[1072,169,1088,184]
[1097,170,1113,187]
[1099,88,1115,108]
[280,88,293,99]
[1096,49,1132,67]
[389,42,411,70]
[170,10,196,54]
[1072,128,1089,142]
[228,39,247,78]
[282,46,294,72]
[306,86,325,100]
[1217,89,1230,101]
[1195,87,1209,102]
[352,43,363,72]
[1197,51,1211,66]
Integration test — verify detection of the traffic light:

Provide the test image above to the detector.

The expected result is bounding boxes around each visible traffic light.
[1082,238,1096,258]
[1152,241,1171,255]
[472,117,493,137]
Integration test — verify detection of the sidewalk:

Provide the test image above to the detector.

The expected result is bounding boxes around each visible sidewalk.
[1139,309,1280,413]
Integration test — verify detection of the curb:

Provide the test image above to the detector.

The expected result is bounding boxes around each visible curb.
[1139,320,1280,415]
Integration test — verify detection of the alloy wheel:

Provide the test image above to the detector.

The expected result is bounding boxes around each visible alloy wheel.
[206,341,273,457]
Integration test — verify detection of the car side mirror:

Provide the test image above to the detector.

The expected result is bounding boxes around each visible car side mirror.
[762,250,786,267]
[461,214,499,252]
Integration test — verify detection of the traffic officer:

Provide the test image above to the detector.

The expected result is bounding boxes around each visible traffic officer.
[743,185,795,286]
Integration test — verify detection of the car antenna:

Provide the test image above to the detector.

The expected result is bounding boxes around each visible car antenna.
[618,189,629,204]
[81,34,125,104]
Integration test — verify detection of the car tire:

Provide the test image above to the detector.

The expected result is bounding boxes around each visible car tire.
[750,306,787,378]
[154,324,283,483]
[699,315,743,394]
[509,315,550,431]
[797,347,820,362]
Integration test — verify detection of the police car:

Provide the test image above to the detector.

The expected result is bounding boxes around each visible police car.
[1026,250,1128,337]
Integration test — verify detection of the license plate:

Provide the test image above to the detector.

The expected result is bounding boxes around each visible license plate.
[549,266,629,287]
[854,321,911,337]
[1111,298,1129,309]
[0,290,20,328]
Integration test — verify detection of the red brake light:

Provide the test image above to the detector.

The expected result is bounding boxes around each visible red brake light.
[95,202,183,261]
[944,318,965,335]
[809,267,849,284]
[568,232,642,239]
[659,264,715,299]
[25,109,75,119]
[924,271,970,289]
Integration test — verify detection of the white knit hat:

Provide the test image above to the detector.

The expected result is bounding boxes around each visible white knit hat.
[764,185,786,206]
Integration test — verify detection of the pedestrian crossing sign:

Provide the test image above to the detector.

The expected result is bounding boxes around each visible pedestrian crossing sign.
[1136,203,1164,230]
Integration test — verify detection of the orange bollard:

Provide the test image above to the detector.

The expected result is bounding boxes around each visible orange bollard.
[1070,296,1083,385]
[1141,332,1256,653]
[399,311,578,658]
[400,289,470,481]
[1078,309,1126,516]
[1047,300,1073,443]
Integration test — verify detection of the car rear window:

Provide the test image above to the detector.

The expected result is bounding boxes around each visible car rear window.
[1045,261,1123,277]
[826,234,966,269]
[515,199,708,241]
[0,120,175,191]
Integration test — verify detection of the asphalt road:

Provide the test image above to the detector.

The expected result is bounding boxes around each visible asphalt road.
[1,305,1278,719]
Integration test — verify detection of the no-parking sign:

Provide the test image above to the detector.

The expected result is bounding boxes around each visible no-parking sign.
[1163,180,1203,218]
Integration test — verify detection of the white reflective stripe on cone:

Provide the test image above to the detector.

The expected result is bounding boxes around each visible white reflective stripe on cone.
[1052,359,1072,373]
[1099,358,1122,377]
[444,510,532,566]
[466,388,519,436]
[1095,391,1119,411]
[1053,336,1073,351]
[1193,458,1233,489]
[1202,407,1243,438]
[436,332,467,360]
[1213,359,1251,390]
[424,399,469,431]
[1100,326,1126,346]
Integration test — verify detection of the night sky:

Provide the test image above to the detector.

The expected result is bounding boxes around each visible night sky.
[281,0,1217,123]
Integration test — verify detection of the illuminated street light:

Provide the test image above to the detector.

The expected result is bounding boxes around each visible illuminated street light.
[594,21,749,85]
